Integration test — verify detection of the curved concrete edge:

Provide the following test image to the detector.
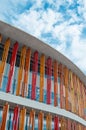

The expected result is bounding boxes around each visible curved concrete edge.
[0,20,86,86]
[0,91,86,126]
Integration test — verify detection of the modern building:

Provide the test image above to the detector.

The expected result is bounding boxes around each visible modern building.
[0,21,86,130]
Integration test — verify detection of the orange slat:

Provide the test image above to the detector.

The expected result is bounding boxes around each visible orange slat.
[60,118,67,130]
[73,74,77,114]
[60,118,64,130]
[0,38,10,88]
[53,60,58,107]
[46,113,52,130]
[0,103,9,130]
[29,110,35,130]
[39,54,45,102]
[64,67,69,111]
[64,67,69,87]
[19,108,26,130]
[16,46,26,96]
[0,34,2,43]
[38,111,44,130]
[22,48,31,97]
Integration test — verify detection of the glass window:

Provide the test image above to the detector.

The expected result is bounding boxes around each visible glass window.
[36,87,39,101]
[7,112,13,130]
[0,109,2,126]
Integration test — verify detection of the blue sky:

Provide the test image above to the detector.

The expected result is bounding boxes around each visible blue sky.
[0,0,86,74]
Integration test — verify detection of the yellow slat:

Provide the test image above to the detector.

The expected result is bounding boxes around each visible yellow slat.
[29,110,35,130]
[39,54,45,102]
[16,46,26,96]
[19,108,26,130]
[53,60,58,107]
[0,38,10,88]
[22,48,31,97]
[38,111,44,130]
[0,103,9,130]
[0,34,2,43]
[46,113,52,130]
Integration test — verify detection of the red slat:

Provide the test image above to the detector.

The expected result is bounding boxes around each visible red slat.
[6,42,18,93]
[54,116,59,130]
[46,57,52,104]
[12,106,20,130]
[31,51,38,100]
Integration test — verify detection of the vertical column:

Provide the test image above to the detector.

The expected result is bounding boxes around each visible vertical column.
[59,64,64,109]
[74,75,78,114]
[76,76,79,115]
[12,106,20,130]
[77,77,80,115]
[78,79,83,117]
[83,87,86,120]
[0,38,10,88]
[73,74,77,114]
[39,54,45,102]
[29,110,35,130]
[19,107,26,130]
[53,60,58,107]
[61,118,66,130]
[0,103,9,130]
[38,111,44,130]
[80,82,83,118]
[46,113,52,130]
[6,42,18,93]
[71,72,75,113]
[22,48,31,97]
[67,119,71,130]
[46,57,52,104]
[64,67,69,111]
[68,71,72,112]
[54,116,59,130]
[0,34,2,43]
[60,118,64,130]
[78,78,82,117]
[16,46,26,96]
[31,51,38,100]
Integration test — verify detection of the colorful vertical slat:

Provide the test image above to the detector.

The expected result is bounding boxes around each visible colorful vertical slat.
[46,114,52,130]
[31,51,38,100]
[46,57,52,104]
[16,46,26,96]
[38,111,44,130]
[59,64,63,109]
[0,34,2,43]
[0,103,9,130]
[64,67,69,110]
[53,60,58,107]
[0,38,10,88]
[29,110,35,130]
[12,106,20,130]
[6,42,18,93]
[68,70,72,112]
[71,72,75,113]
[22,48,31,97]
[39,54,45,102]
[73,74,77,113]
[54,116,59,130]
[19,108,26,130]
[61,118,66,130]
[67,119,71,130]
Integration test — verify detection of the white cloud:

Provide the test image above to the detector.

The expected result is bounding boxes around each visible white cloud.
[0,0,86,74]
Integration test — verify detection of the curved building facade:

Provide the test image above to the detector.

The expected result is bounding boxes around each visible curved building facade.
[0,21,86,130]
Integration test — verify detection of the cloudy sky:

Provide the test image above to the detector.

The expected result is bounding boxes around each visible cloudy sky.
[0,0,86,74]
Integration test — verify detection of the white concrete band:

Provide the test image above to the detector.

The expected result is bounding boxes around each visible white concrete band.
[0,91,86,126]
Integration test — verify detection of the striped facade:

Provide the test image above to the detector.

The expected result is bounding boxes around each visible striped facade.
[0,21,86,130]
